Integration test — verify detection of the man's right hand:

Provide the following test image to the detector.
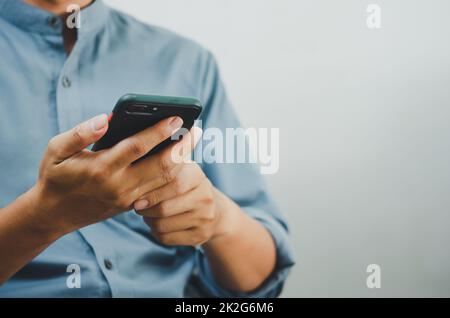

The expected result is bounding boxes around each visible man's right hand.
[26,113,196,240]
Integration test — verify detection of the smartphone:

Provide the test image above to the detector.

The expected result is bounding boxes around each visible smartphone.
[92,93,202,159]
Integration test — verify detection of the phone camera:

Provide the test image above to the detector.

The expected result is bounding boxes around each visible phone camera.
[126,104,158,114]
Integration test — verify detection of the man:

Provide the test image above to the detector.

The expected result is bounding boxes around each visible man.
[0,0,294,297]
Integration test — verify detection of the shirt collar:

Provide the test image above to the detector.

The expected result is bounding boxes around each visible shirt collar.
[0,0,109,36]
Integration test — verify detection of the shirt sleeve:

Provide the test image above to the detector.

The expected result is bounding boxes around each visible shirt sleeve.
[189,51,295,298]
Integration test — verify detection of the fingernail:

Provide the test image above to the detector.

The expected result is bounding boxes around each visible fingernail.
[169,116,183,130]
[90,114,108,132]
[134,199,149,210]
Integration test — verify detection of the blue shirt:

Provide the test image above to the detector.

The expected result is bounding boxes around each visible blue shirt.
[0,0,294,297]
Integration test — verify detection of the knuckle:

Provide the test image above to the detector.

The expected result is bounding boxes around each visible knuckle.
[171,177,185,195]
[157,201,171,217]
[196,218,209,229]
[89,164,109,183]
[201,209,216,222]
[72,124,84,145]
[47,138,65,159]
[155,125,170,140]
[192,163,204,175]
[200,195,214,207]
[126,139,147,157]
[145,191,160,207]
[47,136,58,154]
[160,159,176,183]
[158,153,171,172]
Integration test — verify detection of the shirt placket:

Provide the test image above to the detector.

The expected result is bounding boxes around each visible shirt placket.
[54,35,130,297]
[56,53,84,132]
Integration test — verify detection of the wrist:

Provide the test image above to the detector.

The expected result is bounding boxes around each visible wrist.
[204,189,244,248]
[20,183,66,244]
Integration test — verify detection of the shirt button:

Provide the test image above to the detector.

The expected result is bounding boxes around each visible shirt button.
[61,76,71,88]
[48,16,59,28]
[104,259,113,270]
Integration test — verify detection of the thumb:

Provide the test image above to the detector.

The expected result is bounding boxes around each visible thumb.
[48,114,108,162]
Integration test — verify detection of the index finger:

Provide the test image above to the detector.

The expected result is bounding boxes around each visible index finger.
[105,116,183,168]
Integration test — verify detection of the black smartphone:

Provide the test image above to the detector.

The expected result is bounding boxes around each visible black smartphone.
[92,93,202,159]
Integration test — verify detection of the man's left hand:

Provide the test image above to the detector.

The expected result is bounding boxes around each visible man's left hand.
[134,161,231,246]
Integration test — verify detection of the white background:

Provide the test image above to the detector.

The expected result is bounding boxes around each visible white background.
[105,0,450,297]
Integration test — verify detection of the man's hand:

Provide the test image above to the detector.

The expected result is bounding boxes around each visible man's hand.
[0,113,277,292]
[27,114,196,239]
[133,159,278,292]
[133,161,235,246]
